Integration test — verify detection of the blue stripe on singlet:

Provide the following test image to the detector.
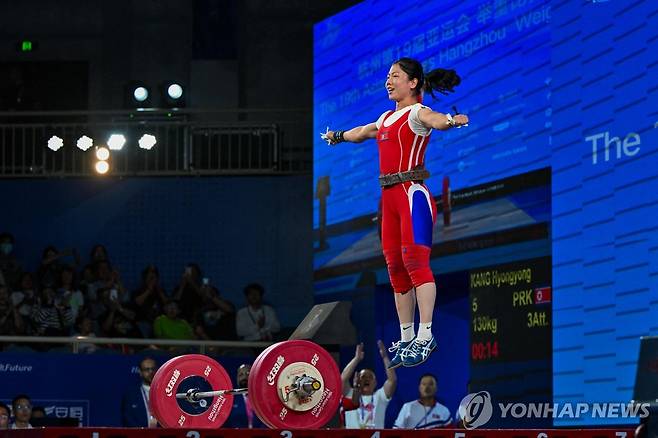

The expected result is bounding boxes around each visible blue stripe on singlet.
[411,189,433,247]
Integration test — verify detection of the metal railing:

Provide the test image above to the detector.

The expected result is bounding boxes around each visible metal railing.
[0,108,311,177]
[0,335,273,354]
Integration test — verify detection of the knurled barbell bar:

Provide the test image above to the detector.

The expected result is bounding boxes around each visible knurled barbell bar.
[149,340,341,429]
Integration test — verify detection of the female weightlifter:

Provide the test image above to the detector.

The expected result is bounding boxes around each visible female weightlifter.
[321,57,468,368]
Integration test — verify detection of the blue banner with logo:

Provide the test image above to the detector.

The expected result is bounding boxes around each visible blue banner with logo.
[0,352,253,426]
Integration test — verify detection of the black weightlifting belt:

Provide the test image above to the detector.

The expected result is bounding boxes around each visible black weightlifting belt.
[379,169,430,187]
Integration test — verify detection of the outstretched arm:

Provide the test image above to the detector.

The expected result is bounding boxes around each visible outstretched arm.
[322,123,378,145]
[418,108,469,131]
[377,340,397,399]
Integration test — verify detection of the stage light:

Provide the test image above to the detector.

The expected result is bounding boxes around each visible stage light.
[96,147,110,161]
[133,86,149,103]
[47,136,64,151]
[138,134,157,150]
[167,83,183,100]
[95,161,110,174]
[161,81,186,107]
[76,135,93,151]
[124,81,151,108]
[107,134,126,151]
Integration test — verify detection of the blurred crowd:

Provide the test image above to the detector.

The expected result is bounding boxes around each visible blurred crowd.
[0,232,461,431]
[0,232,281,351]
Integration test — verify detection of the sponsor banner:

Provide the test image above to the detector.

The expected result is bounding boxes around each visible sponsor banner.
[0,353,251,426]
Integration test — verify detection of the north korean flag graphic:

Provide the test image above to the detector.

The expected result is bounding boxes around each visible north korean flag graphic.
[534,287,552,304]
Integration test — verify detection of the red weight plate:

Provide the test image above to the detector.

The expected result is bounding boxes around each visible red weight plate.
[249,341,303,429]
[149,354,234,429]
[247,342,283,428]
[442,175,451,226]
[248,340,341,429]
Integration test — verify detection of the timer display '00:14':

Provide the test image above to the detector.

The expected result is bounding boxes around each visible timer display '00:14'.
[471,341,499,361]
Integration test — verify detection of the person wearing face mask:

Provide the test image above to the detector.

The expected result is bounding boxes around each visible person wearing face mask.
[0,232,22,289]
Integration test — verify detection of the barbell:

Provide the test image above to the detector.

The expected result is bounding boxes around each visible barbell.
[149,340,341,429]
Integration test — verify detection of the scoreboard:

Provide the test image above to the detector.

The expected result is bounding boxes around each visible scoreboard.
[469,257,552,427]
[470,257,552,363]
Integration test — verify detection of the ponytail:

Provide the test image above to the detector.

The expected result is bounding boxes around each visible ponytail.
[423,68,461,99]
[393,58,461,101]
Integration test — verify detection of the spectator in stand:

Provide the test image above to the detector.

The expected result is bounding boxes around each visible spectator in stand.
[0,232,22,289]
[89,244,110,264]
[10,272,38,333]
[236,283,280,341]
[132,265,167,338]
[87,261,110,303]
[83,244,110,302]
[99,288,141,338]
[11,394,32,429]
[0,284,24,335]
[172,264,205,321]
[57,267,84,320]
[73,314,98,353]
[37,246,59,288]
[0,402,9,429]
[36,245,79,288]
[194,283,236,341]
[79,264,96,297]
[122,357,159,428]
[32,286,75,336]
[88,261,128,318]
[154,301,195,340]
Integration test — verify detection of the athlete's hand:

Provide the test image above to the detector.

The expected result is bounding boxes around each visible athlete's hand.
[454,114,469,127]
[320,126,338,145]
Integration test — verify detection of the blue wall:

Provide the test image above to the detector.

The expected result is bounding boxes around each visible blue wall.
[550,0,658,426]
[0,175,313,326]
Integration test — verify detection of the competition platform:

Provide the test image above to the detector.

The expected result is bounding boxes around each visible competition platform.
[0,428,636,438]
